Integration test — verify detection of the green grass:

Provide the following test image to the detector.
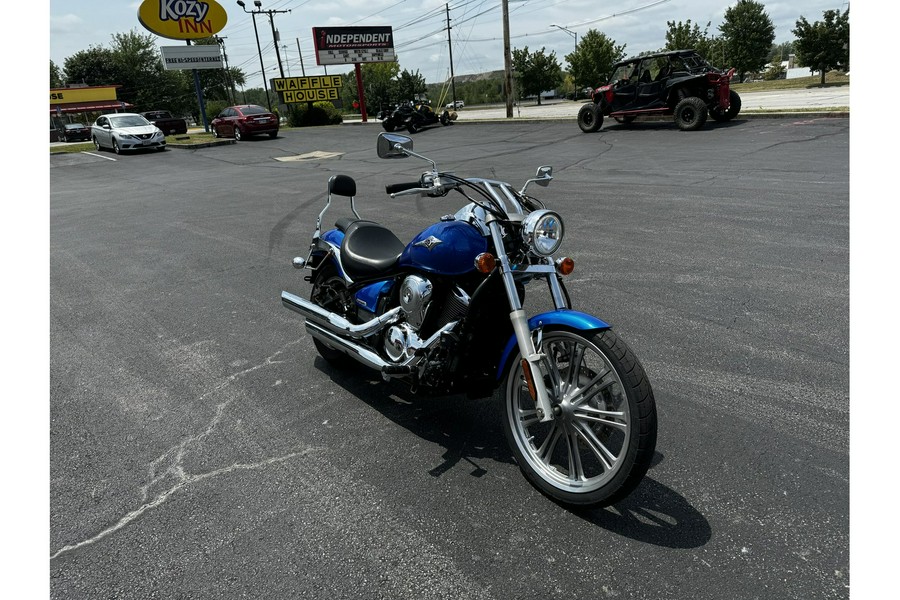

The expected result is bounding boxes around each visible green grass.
[731,71,849,93]
[50,132,226,154]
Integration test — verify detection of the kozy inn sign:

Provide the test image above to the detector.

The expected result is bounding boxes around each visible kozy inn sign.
[138,0,227,40]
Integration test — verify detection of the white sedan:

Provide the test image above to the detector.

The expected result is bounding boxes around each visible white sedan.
[91,113,166,154]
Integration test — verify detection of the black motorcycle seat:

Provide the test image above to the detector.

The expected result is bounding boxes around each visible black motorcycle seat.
[335,217,372,233]
[340,220,405,280]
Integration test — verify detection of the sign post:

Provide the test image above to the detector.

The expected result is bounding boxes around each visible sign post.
[137,0,228,132]
[311,26,396,123]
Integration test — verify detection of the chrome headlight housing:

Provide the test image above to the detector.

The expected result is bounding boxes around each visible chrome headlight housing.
[521,209,564,256]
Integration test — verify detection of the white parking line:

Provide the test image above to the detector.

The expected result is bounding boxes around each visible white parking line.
[81,151,116,161]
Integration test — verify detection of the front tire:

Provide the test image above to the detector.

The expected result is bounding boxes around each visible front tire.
[407,120,421,134]
[234,127,243,141]
[502,328,657,508]
[577,103,603,133]
[112,138,121,154]
[710,90,742,122]
[674,96,708,131]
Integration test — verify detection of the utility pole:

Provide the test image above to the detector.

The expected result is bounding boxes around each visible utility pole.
[502,0,513,118]
[236,1,272,111]
[445,3,457,105]
[215,35,236,105]
[296,38,306,76]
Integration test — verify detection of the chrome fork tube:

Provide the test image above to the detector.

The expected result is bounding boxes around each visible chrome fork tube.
[488,220,554,423]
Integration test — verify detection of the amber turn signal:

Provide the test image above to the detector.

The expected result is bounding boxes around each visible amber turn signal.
[521,359,537,401]
[475,252,496,273]
[555,257,575,275]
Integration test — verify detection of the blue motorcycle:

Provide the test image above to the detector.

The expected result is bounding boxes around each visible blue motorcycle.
[281,133,657,507]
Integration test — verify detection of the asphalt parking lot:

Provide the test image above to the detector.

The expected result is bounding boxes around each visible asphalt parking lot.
[50,117,849,599]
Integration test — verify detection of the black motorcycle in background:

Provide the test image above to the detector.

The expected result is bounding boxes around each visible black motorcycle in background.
[378,100,457,133]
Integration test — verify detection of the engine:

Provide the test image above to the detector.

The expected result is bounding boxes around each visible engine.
[384,275,432,362]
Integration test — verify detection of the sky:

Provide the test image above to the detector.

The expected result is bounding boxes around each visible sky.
[49,0,853,90]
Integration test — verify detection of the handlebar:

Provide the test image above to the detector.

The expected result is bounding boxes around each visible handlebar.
[385,181,422,195]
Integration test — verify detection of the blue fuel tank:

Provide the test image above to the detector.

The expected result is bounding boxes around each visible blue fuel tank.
[398,221,488,276]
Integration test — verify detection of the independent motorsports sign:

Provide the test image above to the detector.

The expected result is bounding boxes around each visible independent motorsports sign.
[312,26,396,65]
[272,75,343,103]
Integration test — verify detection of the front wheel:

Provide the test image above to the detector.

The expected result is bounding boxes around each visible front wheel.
[502,328,657,508]
[577,103,603,133]
[234,127,243,141]
[710,90,742,122]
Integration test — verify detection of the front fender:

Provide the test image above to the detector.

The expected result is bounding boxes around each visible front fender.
[496,309,611,380]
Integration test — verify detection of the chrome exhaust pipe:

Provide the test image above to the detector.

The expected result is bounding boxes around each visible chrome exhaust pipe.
[305,321,393,372]
[304,319,460,379]
[281,290,401,339]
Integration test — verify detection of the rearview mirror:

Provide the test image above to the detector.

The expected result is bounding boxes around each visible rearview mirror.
[377,132,413,159]
[534,166,553,187]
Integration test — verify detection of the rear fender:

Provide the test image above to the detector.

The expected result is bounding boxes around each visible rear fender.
[496,309,611,380]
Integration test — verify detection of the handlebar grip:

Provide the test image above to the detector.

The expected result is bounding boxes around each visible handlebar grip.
[385,181,422,195]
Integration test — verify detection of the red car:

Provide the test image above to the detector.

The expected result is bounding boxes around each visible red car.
[211,105,279,141]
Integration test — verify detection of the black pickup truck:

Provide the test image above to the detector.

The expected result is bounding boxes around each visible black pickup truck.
[141,111,188,135]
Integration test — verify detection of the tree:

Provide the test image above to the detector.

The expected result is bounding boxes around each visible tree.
[62,45,119,87]
[565,30,626,93]
[768,41,793,64]
[792,8,849,85]
[395,69,427,105]
[51,60,64,88]
[718,0,776,82]
[512,46,563,105]
[191,37,247,104]
[361,62,401,113]
[664,19,717,59]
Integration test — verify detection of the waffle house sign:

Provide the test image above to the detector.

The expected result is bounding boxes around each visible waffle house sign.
[138,0,227,40]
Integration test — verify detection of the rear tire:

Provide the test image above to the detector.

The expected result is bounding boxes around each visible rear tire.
[577,103,603,133]
[502,328,657,508]
[674,96,708,131]
[93,137,102,151]
[309,264,354,367]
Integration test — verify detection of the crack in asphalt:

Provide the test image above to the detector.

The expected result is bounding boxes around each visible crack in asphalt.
[50,341,308,561]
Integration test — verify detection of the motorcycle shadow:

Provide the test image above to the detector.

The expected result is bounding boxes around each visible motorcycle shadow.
[315,357,513,476]
[566,471,713,549]
[315,358,711,548]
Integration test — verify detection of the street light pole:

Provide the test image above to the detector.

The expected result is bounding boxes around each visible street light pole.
[237,0,272,110]
[502,0,513,118]
[550,24,577,99]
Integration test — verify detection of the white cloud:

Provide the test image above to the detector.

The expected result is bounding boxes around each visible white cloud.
[49,14,84,35]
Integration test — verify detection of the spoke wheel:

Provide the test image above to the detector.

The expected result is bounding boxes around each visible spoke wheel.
[234,127,242,141]
[93,137,101,151]
[112,138,121,154]
[502,328,656,507]
[309,264,354,366]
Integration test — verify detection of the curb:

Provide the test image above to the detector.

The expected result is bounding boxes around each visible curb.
[341,111,848,126]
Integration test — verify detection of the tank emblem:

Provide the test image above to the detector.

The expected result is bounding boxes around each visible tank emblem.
[414,235,443,251]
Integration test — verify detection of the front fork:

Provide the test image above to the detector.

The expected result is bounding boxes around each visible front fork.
[489,221,557,423]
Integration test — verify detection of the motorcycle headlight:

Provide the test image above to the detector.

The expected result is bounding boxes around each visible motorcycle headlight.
[522,210,564,256]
